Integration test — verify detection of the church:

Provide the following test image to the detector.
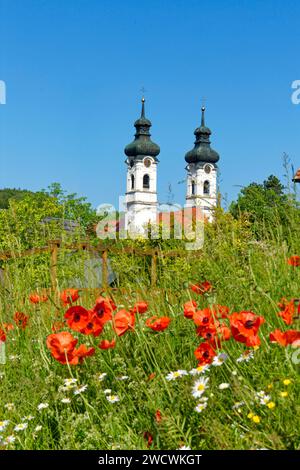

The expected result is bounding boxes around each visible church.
[123,99,220,233]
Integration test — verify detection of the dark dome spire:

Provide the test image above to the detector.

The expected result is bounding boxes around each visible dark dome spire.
[125,98,160,159]
[185,107,219,164]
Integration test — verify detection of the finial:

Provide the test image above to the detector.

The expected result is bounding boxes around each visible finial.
[201,106,206,126]
[141,97,145,118]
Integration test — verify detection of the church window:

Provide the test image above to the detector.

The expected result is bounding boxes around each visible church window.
[191,180,196,195]
[143,174,150,189]
[204,180,210,195]
[131,174,135,190]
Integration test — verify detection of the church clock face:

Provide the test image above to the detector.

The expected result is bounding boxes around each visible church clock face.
[144,158,152,168]
[204,164,211,174]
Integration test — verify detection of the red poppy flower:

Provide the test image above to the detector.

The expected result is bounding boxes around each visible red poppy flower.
[0,328,6,342]
[114,309,135,336]
[183,300,197,319]
[229,311,264,347]
[287,255,300,267]
[190,281,212,295]
[155,410,162,423]
[130,301,149,314]
[2,323,14,332]
[60,288,80,305]
[194,342,216,365]
[64,306,90,332]
[278,300,295,325]
[99,339,116,350]
[92,296,116,326]
[270,329,300,347]
[145,316,171,332]
[13,311,29,329]
[215,305,230,318]
[147,373,156,381]
[79,310,104,337]
[143,431,153,448]
[46,331,94,365]
[29,293,48,304]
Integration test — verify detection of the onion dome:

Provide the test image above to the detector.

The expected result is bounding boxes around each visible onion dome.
[185,107,219,164]
[124,98,160,159]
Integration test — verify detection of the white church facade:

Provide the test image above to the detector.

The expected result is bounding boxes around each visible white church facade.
[124,99,219,233]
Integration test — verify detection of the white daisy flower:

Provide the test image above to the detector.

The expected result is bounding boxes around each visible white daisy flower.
[237,351,254,363]
[14,423,28,432]
[34,425,42,432]
[256,390,266,399]
[103,389,112,395]
[219,383,230,390]
[73,385,88,395]
[0,420,10,432]
[259,395,271,405]
[97,373,107,382]
[22,415,34,421]
[64,378,77,386]
[37,403,49,411]
[106,394,120,403]
[177,445,191,450]
[192,377,209,398]
[61,398,71,404]
[4,403,15,410]
[212,353,228,366]
[189,365,210,375]
[195,402,207,413]
[166,370,187,381]
[5,435,15,444]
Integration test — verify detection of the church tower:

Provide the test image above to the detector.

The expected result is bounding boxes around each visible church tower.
[124,98,160,233]
[185,107,219,221]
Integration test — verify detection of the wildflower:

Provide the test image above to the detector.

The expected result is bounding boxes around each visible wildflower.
[4,403,15,411]
[183,300,197,319]
[189,365,210,375]
[267,384,273,389]
[194,342,216,365]
[219,383,230,390]
[64,378,77,386]
[0,420,9,432]
[283,379,292,386]
[247,412,254,419]
[0,328,6,342]
[166,370,187,381]
[103,389,112,395]
[277,301,296,326]
[280,391,288,398]
[99,339,116,350]
[34,425,42,432]
[259,395,271,405]
[232,401,244,411]
[130,301,148,314]
[64,306,90,332]
[146,316,171,332]
[22,415,34,421]
[231,370,238,376]
[190,281,212,295]
[155,410,162,423]
[5,435,15,444]
[212,353,228,366]
[93,296,116,325]
[256,390,267,399]
[143,431,153,448]
[73,385,88,395]
[46,331,95,365]
[192,377,209,398]
[195,402,207,413]
[14,423,28,432]
[230,311,264,347]
[252,415,260,424]
[106,395,120,403]
[287,255,300,267]
[13,311,29,329]
[29,293,48,304]
[236,350,254,362]
[61,398,71,404]
[37,403,49,411]
[60,288,80,305]
[116,375,129,381]
[114,309,135,336]
[97,373,107,381]
[51,321,66,333]
[267,402,276,409]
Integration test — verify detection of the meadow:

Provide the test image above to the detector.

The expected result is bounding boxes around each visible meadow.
[0,190,299,451]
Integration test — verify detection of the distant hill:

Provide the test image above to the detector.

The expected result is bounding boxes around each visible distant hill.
[0,188,33,209]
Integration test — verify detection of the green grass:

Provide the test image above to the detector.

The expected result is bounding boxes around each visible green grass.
[0,216,299,450]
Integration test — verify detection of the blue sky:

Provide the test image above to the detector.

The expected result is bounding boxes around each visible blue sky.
[0,0,300,210]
